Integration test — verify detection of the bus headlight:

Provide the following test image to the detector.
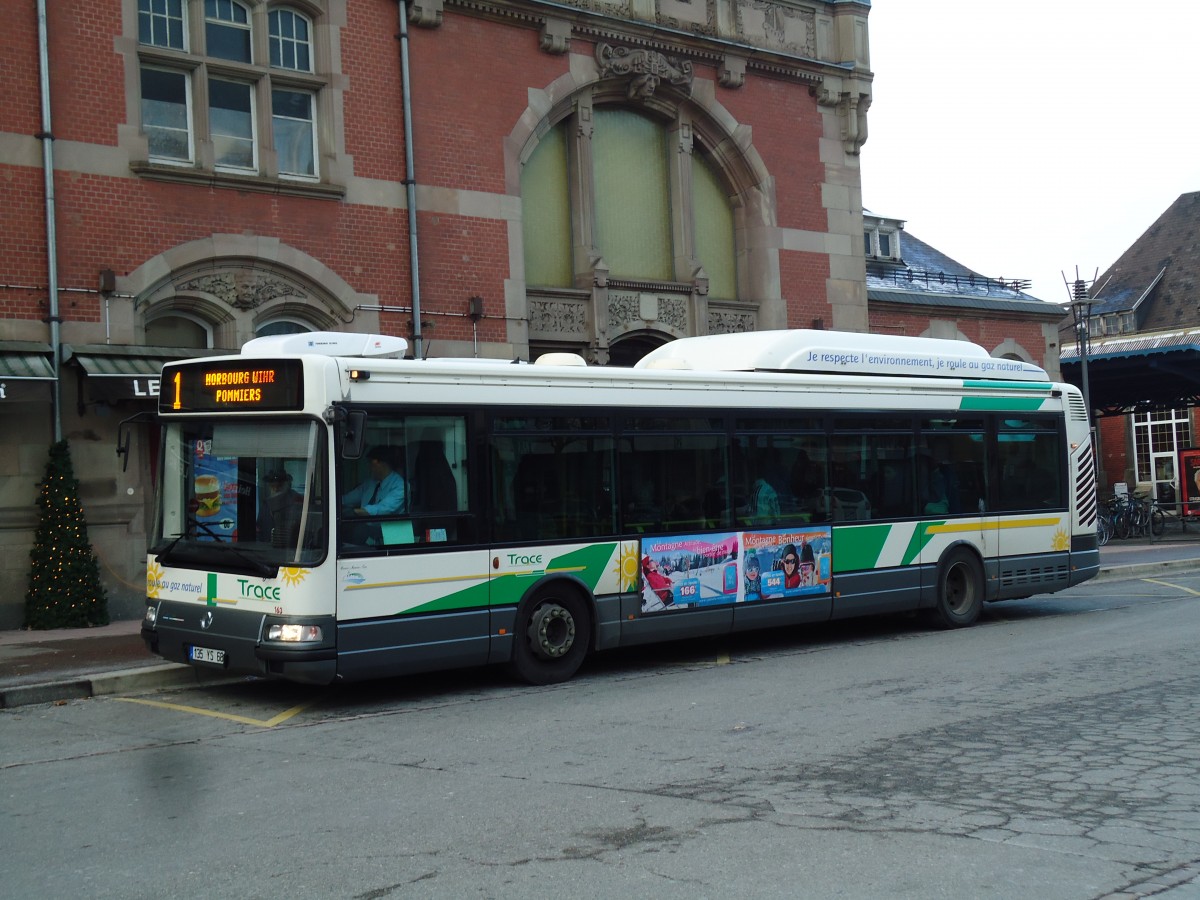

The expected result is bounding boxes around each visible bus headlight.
[143,604,158,627]
[266,623,323,643]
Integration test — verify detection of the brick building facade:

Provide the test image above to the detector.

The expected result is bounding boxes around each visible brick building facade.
[0,0,1063,627]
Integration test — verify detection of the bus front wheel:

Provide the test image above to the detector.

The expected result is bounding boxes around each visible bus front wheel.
[928,548,983,629]
[508,588,591,685]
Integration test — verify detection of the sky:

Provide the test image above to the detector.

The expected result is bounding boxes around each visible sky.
[859,1,1200,305]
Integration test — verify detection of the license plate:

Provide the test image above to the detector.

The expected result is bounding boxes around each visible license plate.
[190,645,226,666]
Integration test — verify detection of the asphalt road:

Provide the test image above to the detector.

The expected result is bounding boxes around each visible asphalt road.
[4,568,1200,899]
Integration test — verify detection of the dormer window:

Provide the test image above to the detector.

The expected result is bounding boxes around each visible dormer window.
[864,225,900,261]
[863,214,903,262]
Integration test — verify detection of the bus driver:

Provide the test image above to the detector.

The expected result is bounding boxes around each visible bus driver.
[342,446,407,517]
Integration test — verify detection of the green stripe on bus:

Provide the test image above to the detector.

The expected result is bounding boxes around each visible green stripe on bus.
[958,397,1047,411]
[832,524,892,573]
[901,521,942,566]
[962,380,1053,391]
[404,542,620,616]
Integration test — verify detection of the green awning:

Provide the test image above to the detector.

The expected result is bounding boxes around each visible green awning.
[0,342,55,380]
[63,343,224,378]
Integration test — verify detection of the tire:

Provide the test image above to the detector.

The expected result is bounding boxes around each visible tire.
[507,587,591,685]
[1115,509,1131,540]
[1151,507,1165,537]
[1097,514,1111,547]
[927,548,984,629]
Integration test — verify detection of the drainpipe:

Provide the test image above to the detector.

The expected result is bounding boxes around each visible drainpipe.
[397,2,423,358]
[36,0,62,440]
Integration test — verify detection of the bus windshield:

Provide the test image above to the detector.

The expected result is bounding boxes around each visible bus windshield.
[152,418,327,573]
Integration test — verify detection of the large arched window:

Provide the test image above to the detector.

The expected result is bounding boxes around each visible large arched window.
[520,104,738,300]
[256,318,312,337]
[593,109,673,281]
[521,124,572,288]
[145,313,211,348]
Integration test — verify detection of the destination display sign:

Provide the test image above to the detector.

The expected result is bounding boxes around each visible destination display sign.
[159,359,304,413]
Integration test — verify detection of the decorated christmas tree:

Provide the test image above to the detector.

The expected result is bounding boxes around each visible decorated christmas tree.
[24,440,109,629]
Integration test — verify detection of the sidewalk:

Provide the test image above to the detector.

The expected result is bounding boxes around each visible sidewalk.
[2,527,1197,709]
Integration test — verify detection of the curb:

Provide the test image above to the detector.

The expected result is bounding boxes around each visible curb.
[1,663,235,710]
[1092,557,1199,584]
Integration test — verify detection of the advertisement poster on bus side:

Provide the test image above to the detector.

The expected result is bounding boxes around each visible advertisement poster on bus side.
[742,528,832,601]
[639,527,832,613]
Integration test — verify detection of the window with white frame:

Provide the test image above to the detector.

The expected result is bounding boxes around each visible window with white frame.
[135,0,324,182]
[1133,408,1192,482]
[863,223,901,260]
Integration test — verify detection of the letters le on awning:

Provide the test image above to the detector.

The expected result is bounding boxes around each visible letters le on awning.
[63,344,226,404]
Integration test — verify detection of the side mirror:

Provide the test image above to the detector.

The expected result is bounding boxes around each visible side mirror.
[341,410,367,459]
[116,411,157,473]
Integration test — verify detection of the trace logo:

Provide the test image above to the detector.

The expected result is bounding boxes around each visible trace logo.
[238,579,282,601]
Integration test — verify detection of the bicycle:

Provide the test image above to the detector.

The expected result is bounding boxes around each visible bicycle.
[1096,505,1113,546]
[1143,494,1166,537]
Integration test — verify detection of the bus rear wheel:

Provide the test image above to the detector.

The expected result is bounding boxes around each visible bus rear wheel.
[508,588,591,685]
[928,548,983,629]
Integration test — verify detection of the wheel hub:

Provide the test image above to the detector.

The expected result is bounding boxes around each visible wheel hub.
[528,603,575,660]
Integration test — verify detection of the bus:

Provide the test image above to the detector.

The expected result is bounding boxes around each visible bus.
[142,329,1099,686]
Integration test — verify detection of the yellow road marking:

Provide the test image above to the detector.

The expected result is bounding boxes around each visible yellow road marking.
[1141,577,1200,597]
[115,693,326,727]
[716,651,731,666]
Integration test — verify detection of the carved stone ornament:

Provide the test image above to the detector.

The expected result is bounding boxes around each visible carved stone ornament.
[596,43,693,100]
[708,309,756,333]
[540,18,570,54]
[178,272,307,311]
[738,0,816,57]
[608,292,641,328]
[530,298,587,337]
[656,296,689,331]
[407,0,443,28]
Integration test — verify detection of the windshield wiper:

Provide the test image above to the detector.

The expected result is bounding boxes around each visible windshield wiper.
[155,518,277,578]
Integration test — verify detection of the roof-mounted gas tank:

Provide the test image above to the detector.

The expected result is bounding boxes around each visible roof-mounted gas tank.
[636,329,1048,381]
[240,332,409,359]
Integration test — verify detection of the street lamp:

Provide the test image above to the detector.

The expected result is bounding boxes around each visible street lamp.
[1069,279,1093,425]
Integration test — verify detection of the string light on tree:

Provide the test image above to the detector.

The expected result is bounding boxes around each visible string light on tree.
[24,440,109,629]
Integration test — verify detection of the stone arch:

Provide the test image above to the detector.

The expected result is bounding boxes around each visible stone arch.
[507,59,781,360]
[990,338,1036,364]
[506,66,772,220]
[607,328,672,367]
[124,234,379,349]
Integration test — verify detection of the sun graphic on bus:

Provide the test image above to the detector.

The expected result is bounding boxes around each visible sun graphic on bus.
[279,567,308,587]
[147,562,164,599]
[1051,529,1070,552]
[614,541,640,592]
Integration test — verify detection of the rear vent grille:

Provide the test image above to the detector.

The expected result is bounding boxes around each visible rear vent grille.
[1001,562,1070,588]
[1075,444,1097,526]
[1068,393,1088,422]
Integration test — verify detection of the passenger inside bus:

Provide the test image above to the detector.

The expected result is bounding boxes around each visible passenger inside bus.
[258,470,303,547]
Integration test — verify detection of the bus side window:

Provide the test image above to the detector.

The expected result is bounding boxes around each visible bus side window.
[411,440,457,513]
[996,420,1062,511]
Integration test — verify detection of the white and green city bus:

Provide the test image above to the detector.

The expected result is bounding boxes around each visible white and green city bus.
[142,329,1099,685]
